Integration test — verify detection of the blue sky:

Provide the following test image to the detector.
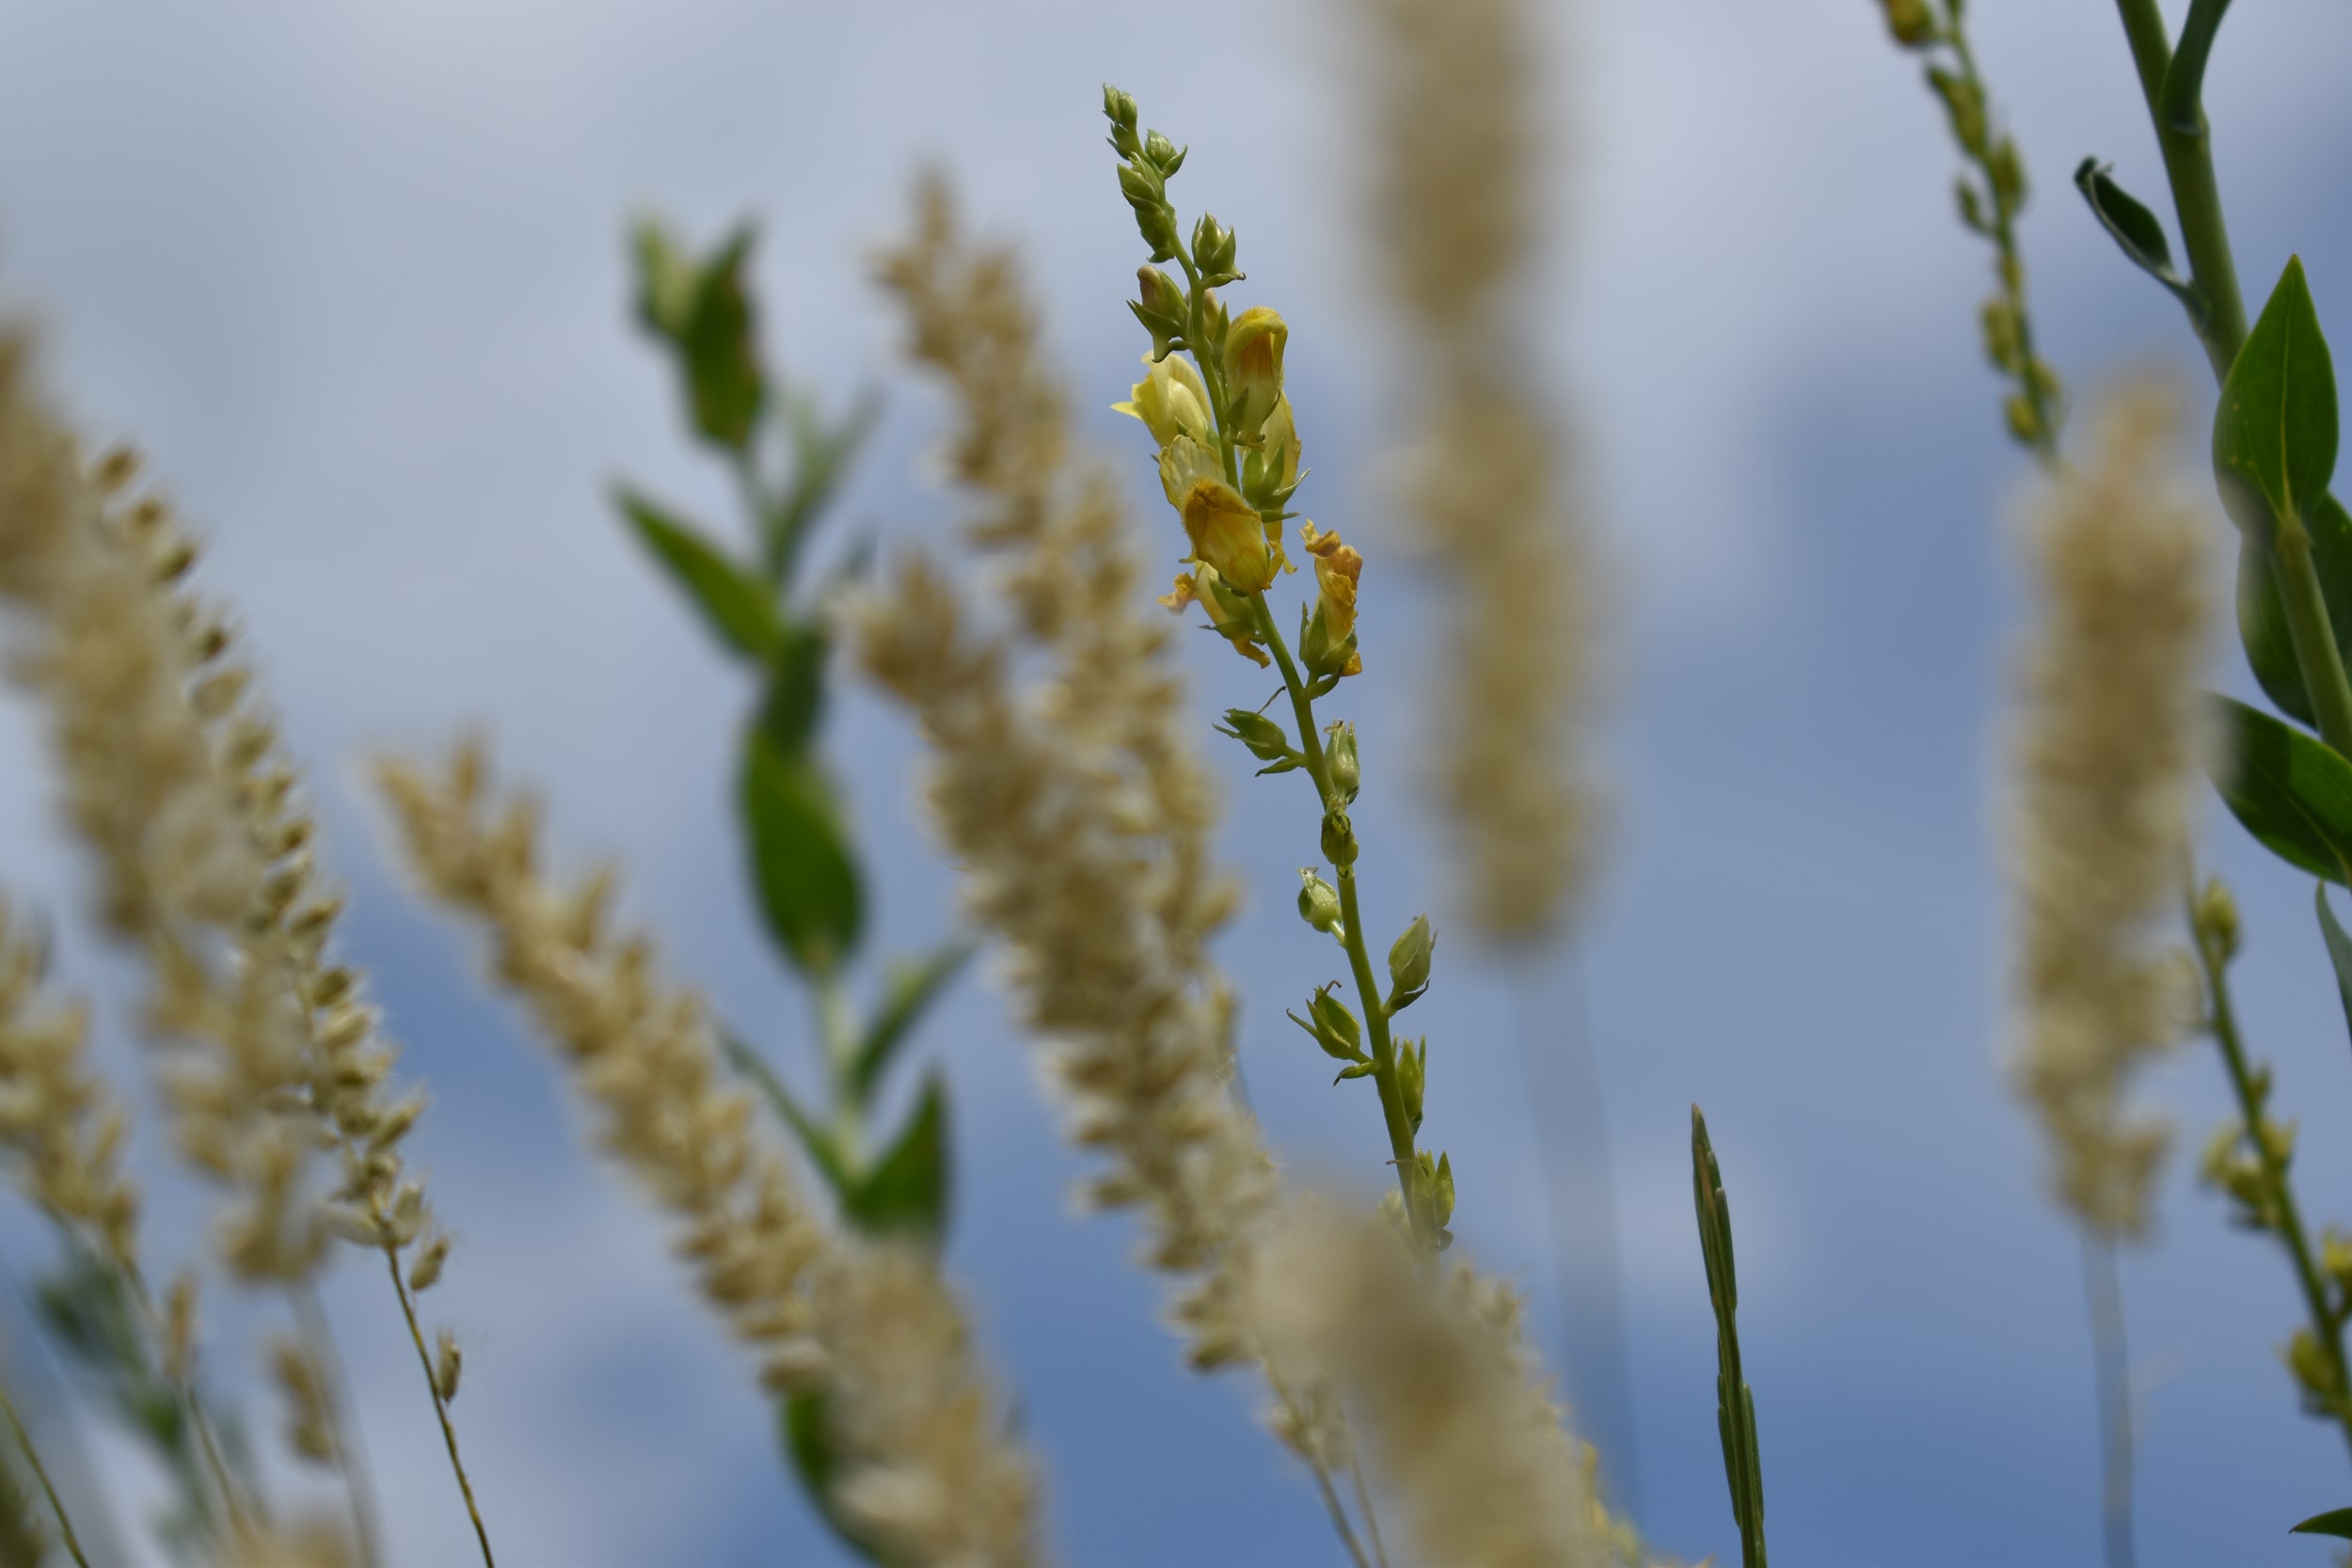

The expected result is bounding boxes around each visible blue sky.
[4,3,2352,1564]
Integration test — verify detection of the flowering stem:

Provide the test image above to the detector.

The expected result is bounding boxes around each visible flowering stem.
[384,1247,496,1566]
[1246,594,1430,1245]
[2189,900,2352,1462]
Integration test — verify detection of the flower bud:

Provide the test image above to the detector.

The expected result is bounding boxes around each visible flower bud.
[1297,869,1343,936]
[1321,806,1359,867]
[1243,396,1303,509]
[1221,307,1288,446]
[1112,353,1213,448]
[1217,707,1294,766]
[2196,876,2240,959]
[1388,913,1435,1007]
[1131,266,1189,359]
[1288,981,1366,1065]
[1102,84,1141,157]
[1143,129,1185,176]
[1878,0,1934,46]
[1326,719,1359,803]
[1398,1038,1426,1132]
[1192,213,1239,285]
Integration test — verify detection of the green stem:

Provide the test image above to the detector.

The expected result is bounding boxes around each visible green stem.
[2192,909,2352,1463]
[2112,0,2248,375]
[1246,594,1427,1243]
[0,1382,88,1568]
[2079,1234,2136,1568]
[2110,0,2352,762]
[813,966,863,1167]
[384,1248,496,1567]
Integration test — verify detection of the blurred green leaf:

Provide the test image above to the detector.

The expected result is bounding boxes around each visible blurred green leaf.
[2205,693,2352,883]
[850,943,974,1107]
[740,732,864,974]
[2318,886,2352,1053]
[615,486,782,663]
[844,1071,950,1243]
[722,1030,852,1202]
[2291,1506,2352,1540]
[781,1392,903,1567]
[680,228,767,452]
[2216,256,2338,531]
[756,623,831,761]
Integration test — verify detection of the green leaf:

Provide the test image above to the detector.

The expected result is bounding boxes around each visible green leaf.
[1692,1104,1768,1568]
[844,1070,950,1243]
[850,942,975,1107]
[2233,492,2352,728]
[2204,693,2352,883]
[756,622,831,761]
[2316,885,2352,1049]
[2291,1506,2352,1540]
[680,228,766,453]
[740,731,864,974]
[2216,256,2338,531]
[782,1392,906,1567]
[615,486,782,662]
[2073,160,2208,329]
[722,1030,853,1202]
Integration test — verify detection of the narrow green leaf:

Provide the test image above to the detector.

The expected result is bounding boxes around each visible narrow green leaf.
[615,486,782,662]
[768,390,882,584]
[1692,1104,1766,1568]
[681,228,766,452]
[2073,160,2208,329]
[722,1030,853,1202]
[2233,492,2352,728]
[2215,256,2338,530]
[850,942,975,1107]
[782,1392,906,1567]
[844,1071,950,1243]
[2316,885,2352,1049]
[2291,1506,2352,1540]
[740,731,864,974]
[756,622,832,761]
[2203,693,2352,884]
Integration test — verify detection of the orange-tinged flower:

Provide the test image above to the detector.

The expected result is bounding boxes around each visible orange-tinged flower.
[1184,479,1276,594]
[1302,523,1363,677]
[1157,562,1271,667]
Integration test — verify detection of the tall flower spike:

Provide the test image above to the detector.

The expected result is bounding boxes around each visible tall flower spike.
[865,172,1375,1483]
[378,744,1048,1566]
[1365,0,1598,942]
[2009,380,2209,1238]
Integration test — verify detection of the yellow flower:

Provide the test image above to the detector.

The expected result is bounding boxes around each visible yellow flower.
[1113,352,1212,449]
[1157,562,1271,667]
[1184,480,1276,594]
[1222,307,1288,445]
[1158,434,1223,508]
[1302,522,1363,677]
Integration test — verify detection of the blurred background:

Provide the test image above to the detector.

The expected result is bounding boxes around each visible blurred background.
[1,2,2350,1562]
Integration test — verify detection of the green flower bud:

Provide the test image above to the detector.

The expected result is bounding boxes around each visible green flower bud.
[2196,876,2240,959]
[1878,0,1934,47]
[1221,306,1288,445]
[1398,1037,1425,1133]
[1143,129,1185,176]
[1326,720,1359,803]
[1296,869,1343,936]
[1103,84,1140,157]
[1321,807,1358,867]
[1192,212,1240,286]
[1287,981,1366,1066]
[1387,913,1434,1011]
[1118,161,1165,210]
[1131,266,1189,359]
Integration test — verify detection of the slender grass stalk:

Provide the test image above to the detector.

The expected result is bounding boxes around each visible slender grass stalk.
[2080,1235,2136,1568]
[288,1282,384,1568]
[0,1381,87,1568]
[1344,1449,1390,1568]
[2187,884,2352,1463]
[1691,1105,1764,1568]
[384,1249,494,1566]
